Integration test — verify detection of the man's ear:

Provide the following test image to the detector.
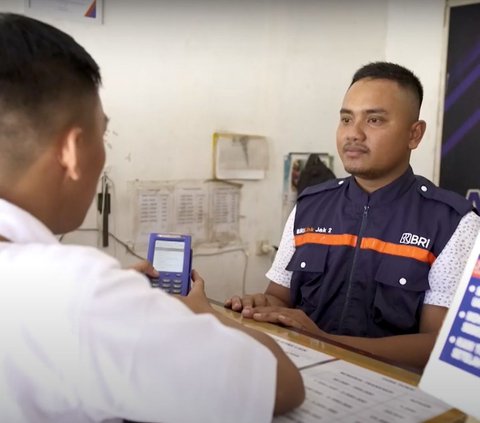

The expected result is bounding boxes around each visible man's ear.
[408,120,426,150]
[57,127,83,181]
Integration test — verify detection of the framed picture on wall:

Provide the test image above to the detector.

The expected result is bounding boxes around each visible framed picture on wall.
[24,0,104,24]
[281,152,334,227]
[284,152,333,195]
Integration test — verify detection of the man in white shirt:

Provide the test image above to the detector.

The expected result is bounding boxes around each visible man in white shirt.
[0,13,304,422]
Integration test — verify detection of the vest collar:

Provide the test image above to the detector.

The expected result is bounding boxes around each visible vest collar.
[345,167,416,206]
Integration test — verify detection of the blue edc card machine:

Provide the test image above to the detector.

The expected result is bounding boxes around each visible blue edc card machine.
[147,233,192,296]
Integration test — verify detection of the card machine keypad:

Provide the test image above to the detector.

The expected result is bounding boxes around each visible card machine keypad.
[149,273,184,294]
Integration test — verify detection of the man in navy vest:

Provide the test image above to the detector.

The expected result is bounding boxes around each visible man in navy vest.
[225,62,480,369]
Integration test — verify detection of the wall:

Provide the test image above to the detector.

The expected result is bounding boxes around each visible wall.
[385,0,446,181]
[0,0,446,301]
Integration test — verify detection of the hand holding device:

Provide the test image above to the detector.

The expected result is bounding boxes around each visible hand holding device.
[129,260,159,278]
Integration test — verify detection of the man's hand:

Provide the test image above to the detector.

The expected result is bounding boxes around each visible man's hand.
[129,260,159,278]
[177,269,214,314]
[249,306,322,335]
[224,293,272,315]
[224,281,292,316]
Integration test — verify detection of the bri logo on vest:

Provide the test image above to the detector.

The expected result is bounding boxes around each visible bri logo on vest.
[399,233,431,249]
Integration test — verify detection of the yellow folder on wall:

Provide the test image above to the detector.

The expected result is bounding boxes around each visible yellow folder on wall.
[212,132,268,180]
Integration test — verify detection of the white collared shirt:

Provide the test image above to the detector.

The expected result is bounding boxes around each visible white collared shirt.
[0,199,276,423]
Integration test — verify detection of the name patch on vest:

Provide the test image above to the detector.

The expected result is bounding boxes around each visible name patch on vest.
[296,226,333,234]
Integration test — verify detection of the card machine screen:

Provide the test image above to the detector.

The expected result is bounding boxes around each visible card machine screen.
[152,240,185,272]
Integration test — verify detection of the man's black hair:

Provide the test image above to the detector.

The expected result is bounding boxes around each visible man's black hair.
[351,61,423,109]
[0,13,101,169]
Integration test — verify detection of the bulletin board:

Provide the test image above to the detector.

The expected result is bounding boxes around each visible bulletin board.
[129,179,241,252]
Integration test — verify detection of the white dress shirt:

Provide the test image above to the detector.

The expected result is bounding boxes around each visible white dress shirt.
[0,199,276,423]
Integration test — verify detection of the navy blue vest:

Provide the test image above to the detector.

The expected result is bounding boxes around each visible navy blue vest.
[288,167,473,337]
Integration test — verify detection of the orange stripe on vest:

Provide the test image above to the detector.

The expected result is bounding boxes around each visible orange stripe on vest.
[294,234,436,264]
[360,237,436,264]
[294,233,357,248]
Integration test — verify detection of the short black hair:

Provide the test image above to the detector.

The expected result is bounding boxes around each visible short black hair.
[0,13,101,171]
[351,61,423,109]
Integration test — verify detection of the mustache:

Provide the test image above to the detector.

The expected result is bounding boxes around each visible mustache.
[342,143,369,153]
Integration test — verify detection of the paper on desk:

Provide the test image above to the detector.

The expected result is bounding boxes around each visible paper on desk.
[273,360,449,423]
[269,334,335,369]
